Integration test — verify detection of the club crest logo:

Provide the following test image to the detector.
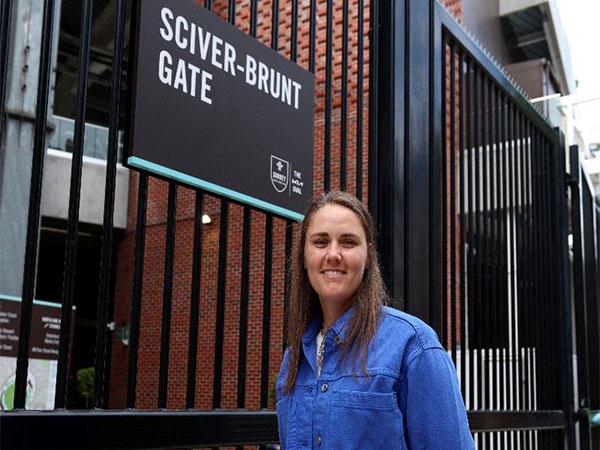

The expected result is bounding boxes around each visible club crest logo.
[270,155,289,193]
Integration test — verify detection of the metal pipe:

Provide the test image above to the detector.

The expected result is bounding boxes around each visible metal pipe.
[356,0,364,200]
[126,173,149,408]
[340,0,348,191]
[158,183,178,409]
[260,214,273,409]
[186,192,204,409]
[237,206,251,409]
[55,0,95,409]
[213,200,229,408]
[93,0,126,408]
[14,0,55,410]
[324,0,333,192]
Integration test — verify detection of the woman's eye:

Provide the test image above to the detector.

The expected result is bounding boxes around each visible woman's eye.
[314,239,327,247]
[341,240,356,247]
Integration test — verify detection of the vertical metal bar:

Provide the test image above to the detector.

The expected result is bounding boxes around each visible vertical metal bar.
[0,0,13,144]
[186,192,204,409]
[308,0,316,73]
[55,0,95,409]
[283,219,293,352]
[515,110,525,450]
[340,0,348,190]
[126,173,148,409]
[13,0,55,410]
[481,73,489,417]
[540,136,552,411]
[525,122,534,419]
[473,64,482,412]
[249,0,257,37]
[538,135,550,412]
[489,81,498,415]
[520,119,529,421]
[458,49,466,399]
[237,207,251,409]
[324,0,333,191]
[449,40,457,365]
[441,32,447,349]
[492,86,502,450]
[157,183,177,409]
[213,200,229,409]
[581,161,599,448]
[260,214,273,409]
[356,0,364,200]
[466,58,474,411]
[367,0,379,220]
[532,129,545,414]
[507,103,518,414]
[271,0,279,50]
[93,0,126,408]
[552,131,576,449]
[499,94,508,450]
[290,0,298,61]
[570,147,590,445]
[205,0,212,11]
[228,0,235,25]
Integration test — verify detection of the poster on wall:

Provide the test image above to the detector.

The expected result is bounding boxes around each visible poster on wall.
[126,0,315,220]
[0,295,74,410]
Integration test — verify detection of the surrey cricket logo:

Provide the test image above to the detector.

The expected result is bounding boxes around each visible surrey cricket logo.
[271,155,289,193]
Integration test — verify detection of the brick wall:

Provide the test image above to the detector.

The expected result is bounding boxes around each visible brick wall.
[109,0,463,411]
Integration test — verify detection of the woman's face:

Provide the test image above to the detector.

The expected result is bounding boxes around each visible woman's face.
[304,204,369,310]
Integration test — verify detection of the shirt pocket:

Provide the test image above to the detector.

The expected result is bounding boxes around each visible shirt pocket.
[276,397,290,448]
[327,390,406,450]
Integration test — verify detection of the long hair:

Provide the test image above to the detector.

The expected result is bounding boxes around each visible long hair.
[284,191,388,392]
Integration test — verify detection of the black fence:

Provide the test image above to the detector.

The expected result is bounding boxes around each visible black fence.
[1,0,599,449]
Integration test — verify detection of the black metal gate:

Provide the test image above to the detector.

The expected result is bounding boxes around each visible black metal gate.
[1,0,598,449]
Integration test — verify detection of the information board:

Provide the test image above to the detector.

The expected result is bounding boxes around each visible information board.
[126,0,315,220]
[0,295,75,410]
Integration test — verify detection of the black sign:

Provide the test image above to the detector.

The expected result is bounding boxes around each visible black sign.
[126,0,314,220]
[0,296,74,360]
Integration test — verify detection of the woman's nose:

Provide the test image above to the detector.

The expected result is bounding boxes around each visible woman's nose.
[326,244,342,262]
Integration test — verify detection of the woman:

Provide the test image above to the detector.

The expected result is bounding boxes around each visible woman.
[276,191,474,449]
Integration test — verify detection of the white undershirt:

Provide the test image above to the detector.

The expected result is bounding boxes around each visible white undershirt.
[316,330,324,377]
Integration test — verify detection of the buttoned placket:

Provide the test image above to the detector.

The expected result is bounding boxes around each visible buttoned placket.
[311,327,345,449]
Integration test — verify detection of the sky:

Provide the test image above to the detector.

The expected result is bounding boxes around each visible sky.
[555,0,600,145]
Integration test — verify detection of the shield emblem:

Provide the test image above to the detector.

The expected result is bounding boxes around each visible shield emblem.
[271,155,289,193]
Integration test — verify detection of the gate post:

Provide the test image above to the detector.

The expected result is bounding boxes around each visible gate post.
[373,0,406,312]
[374,0,440,332]
[552,129,576,449]
[568,144,593,450]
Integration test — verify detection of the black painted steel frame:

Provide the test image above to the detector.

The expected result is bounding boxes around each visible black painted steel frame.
[3,0,374,448]
[1,0,593,449]
[431,1,577,448]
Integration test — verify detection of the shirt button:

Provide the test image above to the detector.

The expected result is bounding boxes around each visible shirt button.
[321,383,328,392]
[334,335,341,344]
[317,436,322,446]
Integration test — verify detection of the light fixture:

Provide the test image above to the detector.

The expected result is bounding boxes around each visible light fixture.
[202,214,212,224]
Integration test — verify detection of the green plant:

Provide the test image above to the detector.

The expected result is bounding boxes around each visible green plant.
[75,367,94,408]
[268,374,278,409]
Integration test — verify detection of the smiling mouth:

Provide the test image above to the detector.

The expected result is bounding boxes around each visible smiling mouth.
[321,270,347,275]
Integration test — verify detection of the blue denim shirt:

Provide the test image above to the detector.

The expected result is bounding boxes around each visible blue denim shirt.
[276,306,474,449]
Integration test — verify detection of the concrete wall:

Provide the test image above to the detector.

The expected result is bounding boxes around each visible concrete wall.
[463,0,513,66]
[41,149,130,229]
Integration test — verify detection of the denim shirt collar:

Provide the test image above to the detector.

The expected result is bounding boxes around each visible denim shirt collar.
[301,305,355,348]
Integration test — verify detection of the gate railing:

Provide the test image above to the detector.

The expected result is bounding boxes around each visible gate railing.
[1,0,375,448]
[433,1,578,448]
[1,0,597,449]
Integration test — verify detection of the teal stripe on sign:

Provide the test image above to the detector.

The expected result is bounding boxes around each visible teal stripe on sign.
[127,156,304,221]
[0,294,76,309]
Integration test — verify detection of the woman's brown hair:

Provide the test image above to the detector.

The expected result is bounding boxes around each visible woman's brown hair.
[284,191,388,392]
